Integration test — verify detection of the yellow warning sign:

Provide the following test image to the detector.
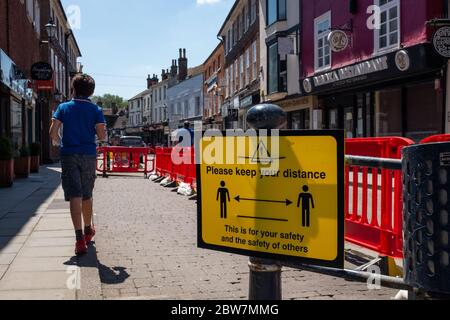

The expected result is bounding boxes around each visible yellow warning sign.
[197,131,345,268]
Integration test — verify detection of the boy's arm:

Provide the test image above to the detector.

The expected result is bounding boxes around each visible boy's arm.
[49,119,62,144]
[96,123,107,141]
[95,107,107,141]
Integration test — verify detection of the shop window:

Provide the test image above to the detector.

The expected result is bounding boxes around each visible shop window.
[406,81,443,142]
[375,0,400,53]
[314,12,331,72]
[375,88,402,137]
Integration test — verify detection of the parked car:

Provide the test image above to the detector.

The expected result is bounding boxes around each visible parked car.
[119,136,146,148]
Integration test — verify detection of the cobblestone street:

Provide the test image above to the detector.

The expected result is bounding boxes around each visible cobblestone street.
[94,176,398,300]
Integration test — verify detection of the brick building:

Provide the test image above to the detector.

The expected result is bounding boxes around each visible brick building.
[0,0,82,163]
[219,0,261,130]
[0,0,42,149]
[202,43,225,130]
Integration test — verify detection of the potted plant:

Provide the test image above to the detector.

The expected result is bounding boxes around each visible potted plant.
[14,145,31,178]
[29,142,41,173]
[0,137,14,188]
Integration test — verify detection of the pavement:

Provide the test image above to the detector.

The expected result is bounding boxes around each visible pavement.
[0,165,100,300]
[0,167,400,300]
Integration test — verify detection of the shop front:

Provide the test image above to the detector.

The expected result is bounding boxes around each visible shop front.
[0,49,36,148]
[238,92,260,130]
[301,44,447,142]
[276,96,318,130]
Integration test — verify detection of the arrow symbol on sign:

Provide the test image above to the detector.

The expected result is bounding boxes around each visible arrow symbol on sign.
[234,196,293,207]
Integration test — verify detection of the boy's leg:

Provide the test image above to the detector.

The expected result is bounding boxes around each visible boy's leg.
[70,198,83,231]
[80,155,98,237]
[82,198,94,228]
[61,155,84,239]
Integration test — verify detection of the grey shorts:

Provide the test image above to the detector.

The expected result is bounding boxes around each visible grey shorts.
[61,154,97,202]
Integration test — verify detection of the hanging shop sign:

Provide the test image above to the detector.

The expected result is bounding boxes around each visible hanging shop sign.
[328,30,349,53]
[433,26,450,58]
[31,62,53,81]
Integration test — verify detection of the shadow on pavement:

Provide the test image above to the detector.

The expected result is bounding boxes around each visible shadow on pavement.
[0,165,62,253]
[64,243,130,285]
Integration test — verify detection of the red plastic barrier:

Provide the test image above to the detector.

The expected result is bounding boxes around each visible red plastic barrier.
[153,147,197,190]
[97,146,153,178]
[420,134,450,144]
[345,137,414,258]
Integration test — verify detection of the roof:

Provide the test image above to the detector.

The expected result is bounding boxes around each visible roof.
[113,115,129,129]
[188,65,204,77]
[203,42,224,66]
[217,0,240,36]
[128,88,151,101]
[56,0,82,57]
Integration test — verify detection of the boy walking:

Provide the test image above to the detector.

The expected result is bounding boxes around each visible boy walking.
[50,74,106,255]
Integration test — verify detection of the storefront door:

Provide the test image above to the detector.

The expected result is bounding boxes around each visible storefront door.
[288,109,310,130]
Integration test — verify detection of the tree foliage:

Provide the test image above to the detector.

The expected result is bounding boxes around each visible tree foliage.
[92,94,127,112]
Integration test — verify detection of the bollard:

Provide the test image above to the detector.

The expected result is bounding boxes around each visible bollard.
[403,142,450,299]
[246,103,286,301]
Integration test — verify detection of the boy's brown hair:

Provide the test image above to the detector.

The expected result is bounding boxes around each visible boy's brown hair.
[71,74,95,98]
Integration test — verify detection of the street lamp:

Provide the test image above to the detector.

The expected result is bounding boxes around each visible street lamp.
[45,19,57,40]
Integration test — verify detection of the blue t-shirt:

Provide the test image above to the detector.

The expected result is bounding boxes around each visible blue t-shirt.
[53,98,105,155]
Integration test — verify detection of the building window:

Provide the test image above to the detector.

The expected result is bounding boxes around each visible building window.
[195,97,201,116]
[240,55,244,89]
[268,41,287,94]
[252,41,258,81]
[225,68,229,97]
[184,101,189,118]
[268,43,278,94]
[375,0,400,53]
[245,48,251,86]
[267,0,286,26]
[235,60,239,92]
[251,0,257,24]
[230,64,234,95]
[314,11,331,72]
[218,56,221,70]
[244,4,249,32]
[228,29,232,53]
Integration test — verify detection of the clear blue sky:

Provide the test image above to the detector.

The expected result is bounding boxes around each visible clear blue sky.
[61,0,234,100]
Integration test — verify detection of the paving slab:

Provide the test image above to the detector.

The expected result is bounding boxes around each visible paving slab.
[17,246,74,258]
[0,271,73,291]
[8,256,74,272]
[34,218,74,231]
[0,289,76,300]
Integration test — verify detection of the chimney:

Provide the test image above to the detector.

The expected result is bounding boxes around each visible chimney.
[162,69,168,81]
[147,74,152,89]
[170,59,178,78]
[178,48,188,82]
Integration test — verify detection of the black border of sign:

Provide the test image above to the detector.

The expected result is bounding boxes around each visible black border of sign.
[196,130,345,269]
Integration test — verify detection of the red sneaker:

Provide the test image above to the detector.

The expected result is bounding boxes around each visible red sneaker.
[85,226,96,244]
[75,239,87,256]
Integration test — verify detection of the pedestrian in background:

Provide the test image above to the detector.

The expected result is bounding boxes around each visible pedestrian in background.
[49,74,106,256]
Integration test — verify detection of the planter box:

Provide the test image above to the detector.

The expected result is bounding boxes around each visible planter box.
[0,159,14,188]
[30,155,40,173]
[14,156,31,178]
